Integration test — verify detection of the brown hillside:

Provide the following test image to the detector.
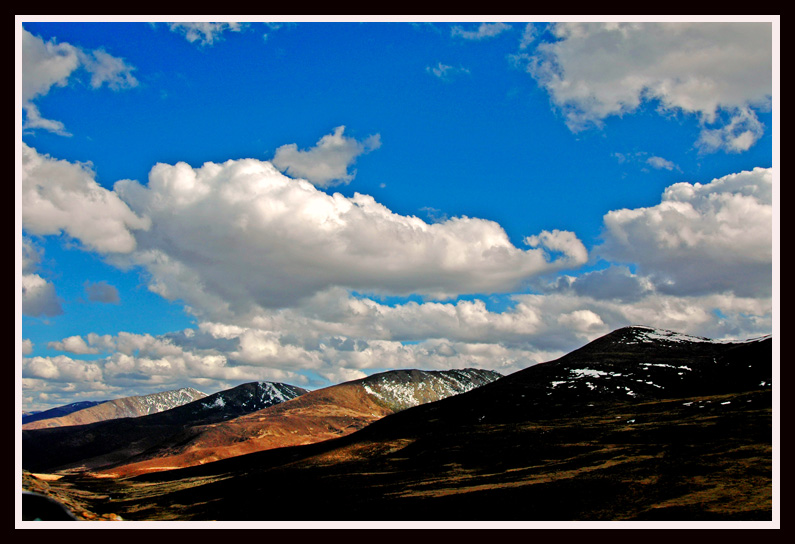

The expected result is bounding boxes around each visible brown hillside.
[95,382,396,476]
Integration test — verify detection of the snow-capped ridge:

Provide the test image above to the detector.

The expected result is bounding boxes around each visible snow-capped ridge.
[624,325,769,345]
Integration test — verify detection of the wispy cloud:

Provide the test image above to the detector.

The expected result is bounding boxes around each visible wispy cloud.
[451,22,512,40]
[166,22,246,46]
[426,62,470,81]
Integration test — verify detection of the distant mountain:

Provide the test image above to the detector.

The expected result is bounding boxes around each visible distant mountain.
[69,326,771,522]
[22,388,207,430]
[22,381,307,473]
[22,401,106,425]
[23,369,499,477]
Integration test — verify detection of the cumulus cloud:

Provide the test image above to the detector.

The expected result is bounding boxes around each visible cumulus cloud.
[21,143,150,254]
[21,28,137,134]
[599,167,772,297]
[84,280,120,304]
[272,126,382,187]
[48,335,101,355]
[22,329,308,409]
[22,355,104,383]
[523,22,772,152]
[451,22,512,40]
[21,237,62,318]
[22,273,62,318]
[524,229,588,268]
[167,22,245,46]
[114,155,587,317]
[548,266,654,303]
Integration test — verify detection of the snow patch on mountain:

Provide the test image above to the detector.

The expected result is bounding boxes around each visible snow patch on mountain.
[134,387,207,415]
[626,325,771,345]
[362,369,501,411]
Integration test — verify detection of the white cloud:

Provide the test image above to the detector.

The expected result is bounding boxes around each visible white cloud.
[272,126,382,187]
[21,28,137,134]
[21,339,34,356]
[167,22,245,45]
[600,167,772,297]
[524,22,772,152]
[451,22,512,40]
[21,143,150,254]
[114,155,587,317]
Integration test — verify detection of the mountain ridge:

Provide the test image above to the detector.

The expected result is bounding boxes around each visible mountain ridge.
[22,387,208,430]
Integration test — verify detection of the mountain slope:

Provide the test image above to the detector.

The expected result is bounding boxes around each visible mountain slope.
[21,381,307,472]
[22,401,106,425]
[87,368,501,477]
[60,327,771,521]
[22,388,208,430]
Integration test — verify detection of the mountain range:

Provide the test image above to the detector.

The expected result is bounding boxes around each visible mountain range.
[22,387,208,430]
[21,327,773,521]
[22,369,499,477]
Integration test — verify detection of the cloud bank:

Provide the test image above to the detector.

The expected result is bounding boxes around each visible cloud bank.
[20,146,772,408]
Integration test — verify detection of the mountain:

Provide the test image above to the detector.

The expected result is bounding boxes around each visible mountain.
[22,381,307,473]
[47,326,770,521]
[22,388,208,430]
[22,401,105,425]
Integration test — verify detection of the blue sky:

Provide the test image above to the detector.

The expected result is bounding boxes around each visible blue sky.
[18,17,778,411]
